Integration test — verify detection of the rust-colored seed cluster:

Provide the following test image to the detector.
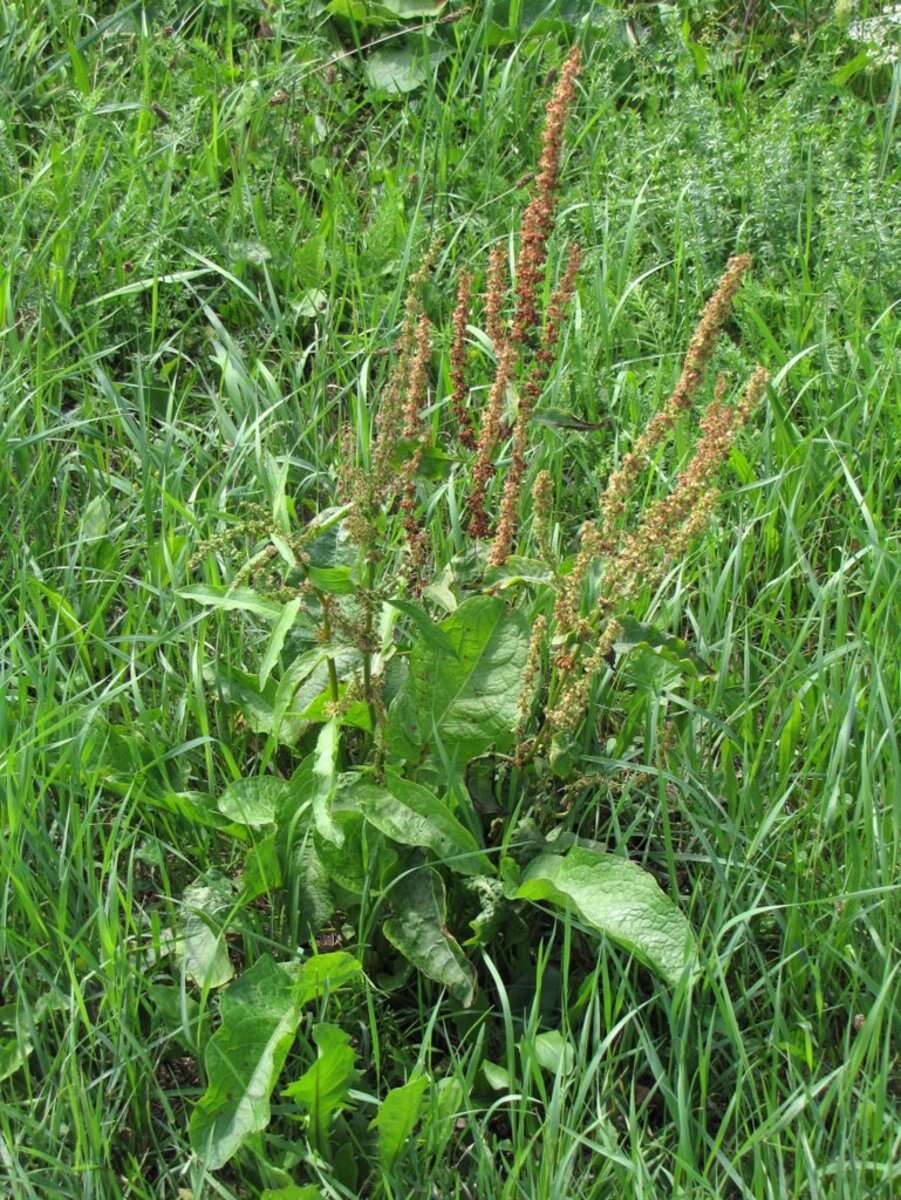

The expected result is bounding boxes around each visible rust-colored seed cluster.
[402,313,431,440]
[489,243,581,566]
[348,243,439,555]
[470,48,581,556]
[467,340,517,538]
[531,468,554,559]
[450,271,476,449]
[598,254,752,547]
[548,363,769,733]
[511,45,581,348]
[555,255,757,635]
[485,244,508,350]
[515,612,547,742]
[399,314,433,588]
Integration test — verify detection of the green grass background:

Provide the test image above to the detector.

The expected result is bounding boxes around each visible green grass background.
[0,1,898,1197]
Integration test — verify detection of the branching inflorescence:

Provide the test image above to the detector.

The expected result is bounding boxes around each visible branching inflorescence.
[334,43,767,746]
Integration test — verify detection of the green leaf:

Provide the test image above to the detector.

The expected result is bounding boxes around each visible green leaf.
[190,956,300,1168]
[614,618,712,677]
[532,1030,575,1076]
[483,556,554,590]
[282,1024,359,1153]
[178,873,236,990]
[350,774,488,875]
[383,868,476,1005]
[260,597,302,689]
[311,720,342,846]
[365,40,450,95]
[380,0,447,15]
[514,847,695,987]
[386,598,459,658]
[390,439,457,479]
[218,777,288,827]
[831,50,871,87]
[532,406,608,431]
[190,953,360,1168]
[371,1074,429,1169]
[203,661,279,739]
[300,683,372,731]
[294,953,362,1006]
[463,875,506,947]
[179,584,283,620]
[261,1187,322,1200]
[314,807,382,895]
[242,832,283,901]
[483,1060,511,1090]
[280,828,335,937]
[0,993,68,1083]
[307,565,355,595]
[389,595,530,761]
[272,646,361,742]
[324,0,397,28]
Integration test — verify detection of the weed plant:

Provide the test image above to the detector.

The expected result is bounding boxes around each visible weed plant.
[0,3,898,1199]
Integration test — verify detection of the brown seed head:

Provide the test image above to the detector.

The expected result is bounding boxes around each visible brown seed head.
[450,271,475,449]
[511,46,581,348]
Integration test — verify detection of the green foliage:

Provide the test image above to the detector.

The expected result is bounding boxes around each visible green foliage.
[1,2,898,1198]
[190,953,360,1168]
[372,1074,430,1168]
[388,595,531,762]
[514,847,695,987]
[282,1024,359,1155]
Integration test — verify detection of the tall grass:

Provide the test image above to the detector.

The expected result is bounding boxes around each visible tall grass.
[1,2,898,1197]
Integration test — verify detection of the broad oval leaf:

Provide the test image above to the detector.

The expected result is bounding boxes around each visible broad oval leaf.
[388,595,529,762]
[614,617,712,677]
[190,953,360,1168]
[190,955,301,1167]
[312,719,342,846]
[178,873,236,990]
[365,41,450,94]
[260,597,302,689]
[383,868,476,1006]
[349,774,488,875]
[515,847,695,987]
[218,777,288,827]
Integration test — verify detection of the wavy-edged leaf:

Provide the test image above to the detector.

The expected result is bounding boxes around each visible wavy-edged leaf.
[515,847,695,987]
[190,953,360,1168]
[484,556,554,590]
[218,776,288,827]
[307,565,355,595]
[614,618,712,677]
[261,1186,322,1200]
[178,873,235,990]
[260,597,302,689]
[383,868,476,1005]
[311,719,342,845]
[365,40,451,94]
[386,597,459,658]
[380,0,448,15]
[350,774,488,875]
[242,832,282,901]
[532,1029,575,1075]
[389,595,529,761]
[203,661,278,739]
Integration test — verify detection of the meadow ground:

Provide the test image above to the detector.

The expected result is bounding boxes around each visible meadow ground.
[0,2,899,1198]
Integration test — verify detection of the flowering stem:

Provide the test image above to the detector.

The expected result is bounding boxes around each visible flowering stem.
[315,590,341,705]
